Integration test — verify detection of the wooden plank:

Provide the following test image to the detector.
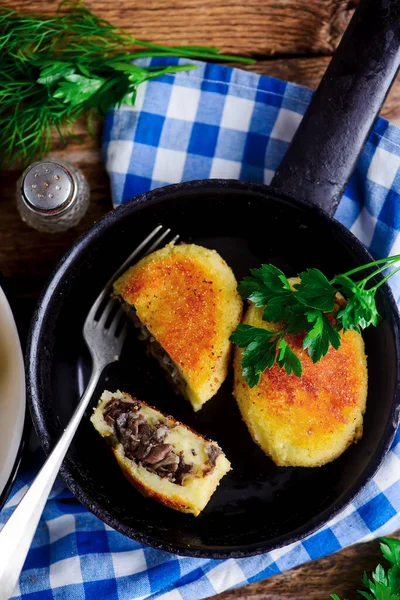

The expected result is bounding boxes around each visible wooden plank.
[1,0,354,56]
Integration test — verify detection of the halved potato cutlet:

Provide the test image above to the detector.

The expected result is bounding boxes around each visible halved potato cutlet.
[113,243,243,411]
[91,390,231,516]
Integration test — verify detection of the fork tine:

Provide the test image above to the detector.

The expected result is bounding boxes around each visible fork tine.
[108,307,125,337]
[106,225,167,288]
[145,227,172,255]
[82,225,179,372]
[85,224,178,337]
[91,225,163,310]
[96,297,116,329]
[90,225,175,318]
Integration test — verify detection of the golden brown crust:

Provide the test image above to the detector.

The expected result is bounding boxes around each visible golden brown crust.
[233,305,368,467]
[119,255,218,373]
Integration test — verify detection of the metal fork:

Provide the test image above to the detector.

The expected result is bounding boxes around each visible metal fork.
[0,225,178,600]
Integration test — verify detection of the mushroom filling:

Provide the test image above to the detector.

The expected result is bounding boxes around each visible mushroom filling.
[103,397,220,485]
[121,304,188,397]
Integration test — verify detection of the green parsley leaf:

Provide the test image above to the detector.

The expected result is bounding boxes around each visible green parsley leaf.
[230,324,303,385]
[331,538,400,600]
[277,338,302,376]
[357,593,374,600]
[262,291,297,323]
[37,61,76,85]
[373,565,389,586]
[54,73,105,107]
[259,264,291,292]
[387,566,400,595]
[241,337,277,370]
[332,274,359,298]
[303,311,341,362]
[284,305,311,335]
[230,324,275,346]
[238,275,271,307]
[231,325,280,388]
[380,539,400,567]
[295,268,337,311]
[371,582,395,600]
[240,366,262,389]
[238,264,290,306]
[336,289,379,332]
[242,337,279,388]
[231,256,397,387]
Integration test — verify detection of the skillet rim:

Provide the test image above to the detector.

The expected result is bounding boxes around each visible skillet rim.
[26,179,400,558]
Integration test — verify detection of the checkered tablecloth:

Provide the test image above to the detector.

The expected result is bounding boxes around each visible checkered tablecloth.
[3,57,400,600]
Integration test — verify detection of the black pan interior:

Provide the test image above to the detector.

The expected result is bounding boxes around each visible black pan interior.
[27,180,400,557]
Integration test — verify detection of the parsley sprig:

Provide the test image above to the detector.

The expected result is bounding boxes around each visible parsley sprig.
[0,1,254,167]
[231,255,400,387]
[332,537,400,600]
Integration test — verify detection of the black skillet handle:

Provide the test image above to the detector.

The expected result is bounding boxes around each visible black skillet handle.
[270,0,400,217]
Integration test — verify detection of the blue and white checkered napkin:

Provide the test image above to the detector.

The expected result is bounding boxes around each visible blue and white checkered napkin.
[4,57,400,600]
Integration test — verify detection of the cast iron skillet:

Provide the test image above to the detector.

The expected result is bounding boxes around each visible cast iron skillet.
[27,0,400,557]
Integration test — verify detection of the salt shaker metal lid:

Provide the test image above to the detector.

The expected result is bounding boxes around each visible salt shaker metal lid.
[16,159,90,233]
[21,161,76,215]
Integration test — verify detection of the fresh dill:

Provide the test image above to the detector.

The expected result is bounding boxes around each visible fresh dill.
[0,1,254,167]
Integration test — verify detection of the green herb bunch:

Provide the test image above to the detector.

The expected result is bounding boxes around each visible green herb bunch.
[0,1,253,167]
[332,537,400,600]
[230,254,400,387]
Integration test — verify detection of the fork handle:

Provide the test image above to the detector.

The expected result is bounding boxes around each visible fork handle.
[0,372,99,600]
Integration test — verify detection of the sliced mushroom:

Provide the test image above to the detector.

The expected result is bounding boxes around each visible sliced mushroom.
[143,444,173,465]
[103,398,203,486]
[206,444,222,468]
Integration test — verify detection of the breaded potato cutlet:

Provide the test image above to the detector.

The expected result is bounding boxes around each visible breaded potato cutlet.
[233,304,368,467]
[113,243,243,411]
[91,390,231,516]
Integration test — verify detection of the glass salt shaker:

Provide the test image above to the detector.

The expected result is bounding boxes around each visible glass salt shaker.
[16,159,90,233]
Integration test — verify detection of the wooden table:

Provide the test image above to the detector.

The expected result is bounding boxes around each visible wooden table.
[1,1,399,598]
